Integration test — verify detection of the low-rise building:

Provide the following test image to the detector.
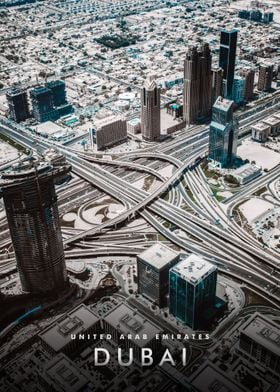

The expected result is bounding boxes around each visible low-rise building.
[127,117,141,134]
[238,312,280,378]
[103,302,162,363]
[251,122,270,142]
[39,353,89,392]
[232,163,262,185]
[263,116,280,136]
[189,361,246,392]
[39,304,100,357]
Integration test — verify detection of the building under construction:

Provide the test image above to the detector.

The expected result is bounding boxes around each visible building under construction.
[0,160,71,295]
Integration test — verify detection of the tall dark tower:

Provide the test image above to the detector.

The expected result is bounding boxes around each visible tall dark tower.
[141,77,161,141]
[46,80,67,107]
[257,64,273,92]
[30,86,57,123]
[212,67,223,105]
[183,44,212,126]
[0,161,71,294]
[6,87,30,123]
[219,29,238,99]
[199,43,212,119]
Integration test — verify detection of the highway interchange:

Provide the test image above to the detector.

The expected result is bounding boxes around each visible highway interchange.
[0,112,280,308]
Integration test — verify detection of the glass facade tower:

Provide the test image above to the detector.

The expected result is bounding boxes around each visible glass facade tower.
[208,96,238,168]
[169,254,217,330]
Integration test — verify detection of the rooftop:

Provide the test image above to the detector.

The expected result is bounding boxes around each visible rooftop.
[138,242,179,270]
[190,361,246,392]
[30,86,51,96]
[252,121,270,131]
[103,302,161,346]
[127,117,141,126]
[263,116,280,126]
[213,96,234,112]
[39,304,99,352]
[240,312,280,358]
[171,254,217,284]
[42,353,88,392]
[6,87,24,97]
[94,115,124,129]
[36,121,65,136]
[144,76,158,90]
[233,163,261,179]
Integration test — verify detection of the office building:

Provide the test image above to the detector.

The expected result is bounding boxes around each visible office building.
[94,115,127,150]
[137,243,180,307]
[0,161,71,294]
[6,87,30,122]
[169,254,218,329]
[251,121,270,142]
[88,127,95,149]
[39,304,100,357]
[127,117,141,134]
[240,68,255,102]
[249,9,262,22]
[211,67,223,105]
[103,302,162,363]
[239,312,280,377]
[46,80,73,117]
[183,44,212,125]
[257,64,273,91]
[219,29,238,99]
[232,76,245,104]
[263,11,274,23]
[30,81,73,123]
[39,354,89,392]
[30,86,58,123]
[263,116,280,136]
[141,76,161,141]
[208,96,238,168]
[46,80,67,107]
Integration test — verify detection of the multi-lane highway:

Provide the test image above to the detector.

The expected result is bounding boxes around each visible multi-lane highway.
[0,117,280,305]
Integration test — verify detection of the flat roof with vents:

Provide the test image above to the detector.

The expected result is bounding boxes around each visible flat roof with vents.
[103,302,161,347]
[137,242,179,270]
[171,254,217,284]
[240,312,280,357]
[39,304,99,353]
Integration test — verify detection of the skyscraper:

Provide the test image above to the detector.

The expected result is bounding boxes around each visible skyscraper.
[183,44,212,125]
[46,80,67,107]
[0,160,71,294]
[211,67,223,105]
[137,243,179,307]
[219,29,238,99]
[208,96,238,168]
[240,68,255,102]
[141,77,161,141]
[232,76,245,104]
[6,87,30,123]
[169,254,217,329]
[30,86,58,123]
[257,63,273,91]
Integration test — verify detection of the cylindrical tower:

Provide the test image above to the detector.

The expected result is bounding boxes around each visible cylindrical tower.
[0,161,71,294]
